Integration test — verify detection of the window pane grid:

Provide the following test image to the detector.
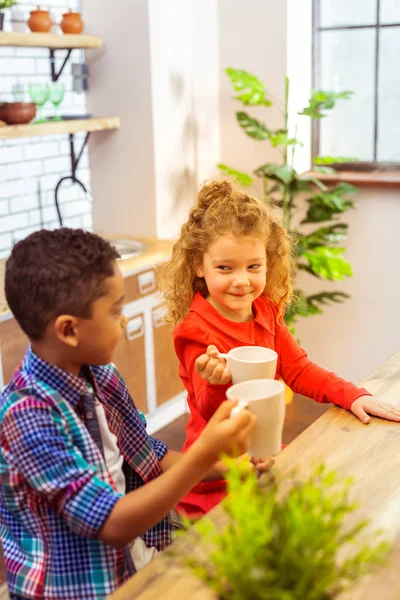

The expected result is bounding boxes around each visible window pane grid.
[313,0,400,168]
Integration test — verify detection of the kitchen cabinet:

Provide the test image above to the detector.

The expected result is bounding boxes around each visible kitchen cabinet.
[0,262,185,431]
[0,317,28,386]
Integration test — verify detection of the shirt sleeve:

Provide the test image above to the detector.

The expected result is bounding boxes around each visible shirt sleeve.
[149,436,168,461]
[278,323,371,411]
[2,396,120,538]
[174,322,230,422]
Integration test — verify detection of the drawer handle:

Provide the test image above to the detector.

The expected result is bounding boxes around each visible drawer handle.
[138,271,156,295]
[153,305,168,329]
[125,316,144,341]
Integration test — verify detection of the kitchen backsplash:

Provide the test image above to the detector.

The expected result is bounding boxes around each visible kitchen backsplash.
[0,1,92,260]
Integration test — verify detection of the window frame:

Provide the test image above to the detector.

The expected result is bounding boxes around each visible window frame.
[312,0,400,172]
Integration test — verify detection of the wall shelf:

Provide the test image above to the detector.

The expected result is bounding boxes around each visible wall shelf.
[0,31,102,49]
[0,117,120,140]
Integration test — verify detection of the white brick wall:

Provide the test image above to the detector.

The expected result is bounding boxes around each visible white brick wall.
[0,0,93,259]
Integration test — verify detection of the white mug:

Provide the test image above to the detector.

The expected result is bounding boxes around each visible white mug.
[217,346,277,384]
[227,379,285,457]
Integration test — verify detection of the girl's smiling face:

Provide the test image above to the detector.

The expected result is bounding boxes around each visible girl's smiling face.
[196,234,267,322]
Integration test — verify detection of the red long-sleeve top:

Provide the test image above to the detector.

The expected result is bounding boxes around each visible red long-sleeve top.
[174,293,371,453]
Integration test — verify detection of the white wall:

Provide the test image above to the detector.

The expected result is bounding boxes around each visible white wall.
[296,187,400,384]
[0,0,92,258]
[149,0,220,239]
[218,0,287,198]
[85,0,220,240]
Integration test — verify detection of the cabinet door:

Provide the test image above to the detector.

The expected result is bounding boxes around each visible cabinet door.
[152,303,184,407]
[0,317,28,387]
[124,268,158,303]
[112,312,148,413]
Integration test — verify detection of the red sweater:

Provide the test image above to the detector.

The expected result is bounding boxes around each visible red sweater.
[174,293,371,452]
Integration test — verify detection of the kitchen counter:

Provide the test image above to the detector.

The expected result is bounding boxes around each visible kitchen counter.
[110,350,400,600]
[0,236,175,321]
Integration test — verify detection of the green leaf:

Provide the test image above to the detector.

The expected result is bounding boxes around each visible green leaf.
[296,175,327,191]
[312,165,337,174]
[300,224,348,250]
[302,189,355,224]
[0,0,17,8]
[300,246,352,280]
[314,155,359,165]
[225,68,272,106]
[268,130,303,148]
[186,462,390,599]
[254,163,296,185]
[236,111,270,140]
[299,89,353,119]
[333,182,358,196]
[217,163,254,186]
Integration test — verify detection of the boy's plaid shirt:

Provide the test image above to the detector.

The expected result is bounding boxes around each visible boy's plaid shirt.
[0,347,171,600]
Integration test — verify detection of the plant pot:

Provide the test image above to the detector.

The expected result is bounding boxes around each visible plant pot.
[60,9,84,34]
[0,12,4,31]
[27,6,52,33]
[0,102,36,125]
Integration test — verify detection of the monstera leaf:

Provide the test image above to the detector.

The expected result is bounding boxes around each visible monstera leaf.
[225,68,272,106]
[217,164,253,187]
[299,90,353,119]
[299,246,352,280]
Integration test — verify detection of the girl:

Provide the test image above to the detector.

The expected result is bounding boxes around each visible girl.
[160,180,400,517]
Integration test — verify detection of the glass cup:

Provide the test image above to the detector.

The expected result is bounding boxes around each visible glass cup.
[28,83,50,123]
[49,82,65,121]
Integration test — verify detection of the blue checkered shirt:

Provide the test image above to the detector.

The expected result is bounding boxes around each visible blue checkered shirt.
[0,347,170,599]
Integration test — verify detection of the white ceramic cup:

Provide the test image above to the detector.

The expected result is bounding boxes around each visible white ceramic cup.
[217,346,278,384]
[227,379,285,456]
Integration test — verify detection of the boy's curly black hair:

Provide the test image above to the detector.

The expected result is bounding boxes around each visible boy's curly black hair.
[5,228,120,341]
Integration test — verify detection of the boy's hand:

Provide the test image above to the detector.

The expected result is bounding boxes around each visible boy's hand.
[351,395,400,424]
[195,344,231,385]
[197,400,256,461]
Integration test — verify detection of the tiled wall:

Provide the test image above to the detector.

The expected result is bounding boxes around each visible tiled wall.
[0,1,92,260]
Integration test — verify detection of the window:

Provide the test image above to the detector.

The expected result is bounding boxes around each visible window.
[313,0,400,169]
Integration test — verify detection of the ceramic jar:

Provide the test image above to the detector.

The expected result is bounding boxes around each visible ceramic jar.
[27,6,52,33]
[60,9,84,34]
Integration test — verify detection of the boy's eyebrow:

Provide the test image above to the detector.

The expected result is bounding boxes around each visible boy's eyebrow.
[113,294,125,305]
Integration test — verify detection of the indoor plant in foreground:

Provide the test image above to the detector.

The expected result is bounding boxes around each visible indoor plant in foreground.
[0,0,17,30]
[219,69,358,336]
[184,460,390,599]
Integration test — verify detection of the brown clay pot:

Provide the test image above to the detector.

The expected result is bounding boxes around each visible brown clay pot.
[60,9,84,34]
[0,103,36,125]
[27,6,52,33]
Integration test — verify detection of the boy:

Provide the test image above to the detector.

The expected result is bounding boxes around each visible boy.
[0,228,261,600]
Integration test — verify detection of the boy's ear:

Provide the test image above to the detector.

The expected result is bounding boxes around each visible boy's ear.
[54,315,80,348]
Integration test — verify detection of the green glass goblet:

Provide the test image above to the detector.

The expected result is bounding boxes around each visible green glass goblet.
[28,83,50,123]
[49,82,65,121]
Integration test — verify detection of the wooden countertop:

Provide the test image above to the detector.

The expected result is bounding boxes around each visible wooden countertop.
[0,236,175,321]
[110,350,400,600]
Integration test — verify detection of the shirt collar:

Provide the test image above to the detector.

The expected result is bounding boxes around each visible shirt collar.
[190,292,276,337]
[22,346,88,409]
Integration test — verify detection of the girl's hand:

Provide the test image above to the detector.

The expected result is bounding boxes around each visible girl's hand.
[250,456,275,475]
[351,395,400,424]
[195,344,231,385]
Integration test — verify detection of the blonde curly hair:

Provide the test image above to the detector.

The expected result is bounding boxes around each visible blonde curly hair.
[159,180,294,324]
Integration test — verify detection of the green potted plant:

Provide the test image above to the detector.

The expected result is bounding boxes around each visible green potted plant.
[0,0,17,30]
[185,460,390,599]
[219,69,358,336]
